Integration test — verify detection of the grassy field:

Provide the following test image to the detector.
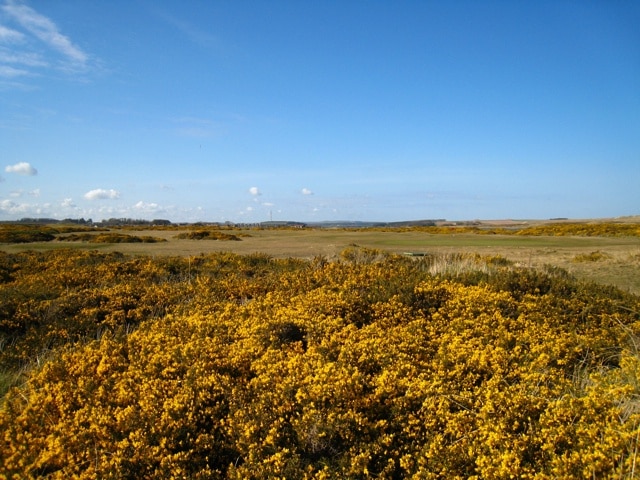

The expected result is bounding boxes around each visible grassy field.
[2,226,639,295]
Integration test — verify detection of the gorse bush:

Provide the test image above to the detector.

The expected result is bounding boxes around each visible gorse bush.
[1,249,640,478]
[0,225,107,244]
[0,225,56,243]
[370,222,640,237]
[58,233,166,243]
[0,250,304,374]
[514,222,640,237]
[174,230,242,241]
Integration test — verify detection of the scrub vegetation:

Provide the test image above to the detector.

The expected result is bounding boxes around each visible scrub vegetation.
[58,233,166,243]
[173,230,244,241]
[1,242,640,478]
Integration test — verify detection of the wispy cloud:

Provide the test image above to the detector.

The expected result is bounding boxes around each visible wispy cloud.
[2,1,87,62]
[5,161,37,175]
[0,64,27,77]
[172,116,225,138]
[0,49,48,67]
[249,186,261,196]
[84,188,120,200]
[0,0,93,81]
[0,24,23,42]
[301,187,313,195]
[154,9,222,51]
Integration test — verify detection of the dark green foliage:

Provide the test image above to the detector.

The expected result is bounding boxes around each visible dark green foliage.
[0,226,55,243]
[59,233,166,243]
[174,230,241,241]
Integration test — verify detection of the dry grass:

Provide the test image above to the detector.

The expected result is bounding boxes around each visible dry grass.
[2,227,639,294]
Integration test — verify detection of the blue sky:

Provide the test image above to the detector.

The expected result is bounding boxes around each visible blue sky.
[1,0,638,223]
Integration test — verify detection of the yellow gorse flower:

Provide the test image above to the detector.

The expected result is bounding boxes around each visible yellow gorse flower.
[0,248,639,478]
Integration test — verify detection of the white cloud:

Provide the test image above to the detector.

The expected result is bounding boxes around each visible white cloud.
[28,188,39,197]
[0,64,28,77]
[134,200,158,209]
[2,1,88,65]
[5,161,37,175]
[133,201,163,214]
[0,24,24,42]
[249,186,261,196]
[0,198,31,215]
[61,198,75,207]
[301,187,313,195]
[84,188,120,200]
[0,0,94,83]
[0,49,48,67]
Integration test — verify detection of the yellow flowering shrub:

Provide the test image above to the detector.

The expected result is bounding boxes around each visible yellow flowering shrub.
[367,222,640,237]
[1,248,640,478]
[514,222,640,237]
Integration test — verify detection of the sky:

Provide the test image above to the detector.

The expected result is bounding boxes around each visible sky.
[1,0,639,223]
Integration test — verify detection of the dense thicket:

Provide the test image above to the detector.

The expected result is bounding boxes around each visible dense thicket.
[1,249,639,479]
